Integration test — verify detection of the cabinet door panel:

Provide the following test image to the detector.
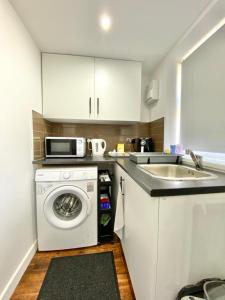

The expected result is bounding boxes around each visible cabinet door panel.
[156,193,225,300]
[115,165,158,300]
[95,58,141,122]
[42,54,94,120]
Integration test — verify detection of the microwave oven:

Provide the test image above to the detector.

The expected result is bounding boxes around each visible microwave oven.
[45,137,86,158]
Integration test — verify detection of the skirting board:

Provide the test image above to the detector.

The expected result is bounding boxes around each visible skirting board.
[0,240,37,300]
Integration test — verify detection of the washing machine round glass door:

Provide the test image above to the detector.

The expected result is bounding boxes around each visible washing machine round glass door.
[44,185,91,229]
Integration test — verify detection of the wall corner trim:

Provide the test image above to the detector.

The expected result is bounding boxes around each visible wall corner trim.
[0,240,38,300]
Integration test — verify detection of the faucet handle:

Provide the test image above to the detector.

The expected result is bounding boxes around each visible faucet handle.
[195,154,202,163]
[185,149,202,170]
[194,154,202,170]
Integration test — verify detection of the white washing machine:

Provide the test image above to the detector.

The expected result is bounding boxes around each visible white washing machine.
[35,167,98,251]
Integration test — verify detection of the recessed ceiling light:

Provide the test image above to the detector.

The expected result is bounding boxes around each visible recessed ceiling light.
[100,14,111,31]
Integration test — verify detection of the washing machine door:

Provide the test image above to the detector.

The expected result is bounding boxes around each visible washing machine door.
[44,185,91,229]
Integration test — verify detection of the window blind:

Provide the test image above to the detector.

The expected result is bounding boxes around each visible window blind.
[181,25,225,153]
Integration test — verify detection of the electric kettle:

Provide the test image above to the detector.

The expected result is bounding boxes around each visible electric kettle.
[87,139,107,157]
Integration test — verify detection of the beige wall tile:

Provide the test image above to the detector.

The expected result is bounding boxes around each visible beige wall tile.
[32,110,164,159]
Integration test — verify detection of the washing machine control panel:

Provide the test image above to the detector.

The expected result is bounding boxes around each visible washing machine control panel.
[59,170,97,181]
[63,172,71,179]
[35,167,97,182]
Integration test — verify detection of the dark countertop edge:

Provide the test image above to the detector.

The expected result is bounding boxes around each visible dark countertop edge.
[33,157,225,198]
[150,186,225,197]
[32,157,115,165]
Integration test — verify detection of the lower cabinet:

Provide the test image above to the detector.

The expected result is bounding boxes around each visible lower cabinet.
[115,164,225,300]
[114,164,159,300]
[155,193,225,300]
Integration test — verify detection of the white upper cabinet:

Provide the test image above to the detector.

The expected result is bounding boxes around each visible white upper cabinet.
[42,53,142,122]
[94,58,141,121]
[42,53,95,120]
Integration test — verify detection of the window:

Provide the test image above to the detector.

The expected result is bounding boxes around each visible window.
[180,24,225,154]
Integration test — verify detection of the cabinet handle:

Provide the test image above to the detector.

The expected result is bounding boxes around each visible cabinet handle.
[89,97,91,115]
[120,176,125,196]
[97,98,99,115]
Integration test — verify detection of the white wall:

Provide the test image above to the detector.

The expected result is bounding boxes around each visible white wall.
[0,0,42,299]
[140,73,151,122]
[148,0,225,148]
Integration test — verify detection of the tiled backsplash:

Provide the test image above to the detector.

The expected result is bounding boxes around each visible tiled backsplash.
[32,110,164,160]
[150,118,164,153]
[32,111,53,159]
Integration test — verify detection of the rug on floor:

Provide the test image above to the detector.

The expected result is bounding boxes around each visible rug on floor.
[37,251,121,300]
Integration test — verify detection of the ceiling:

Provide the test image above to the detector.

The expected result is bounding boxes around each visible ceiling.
[10,0,210,74]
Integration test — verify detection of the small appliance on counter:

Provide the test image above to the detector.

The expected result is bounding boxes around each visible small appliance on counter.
[45,137,86,158]
[131,137,153,152]
[87,138,106,157]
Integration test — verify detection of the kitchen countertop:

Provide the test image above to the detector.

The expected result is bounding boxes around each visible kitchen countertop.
[33,156,225,197]
[116,158,225,197]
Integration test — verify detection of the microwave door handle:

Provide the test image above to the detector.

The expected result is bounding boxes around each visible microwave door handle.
[45,139,51,157]
[87,139,92,151]
[71,140,77,155]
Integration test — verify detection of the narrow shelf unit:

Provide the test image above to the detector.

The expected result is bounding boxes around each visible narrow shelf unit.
[98,169,114,243]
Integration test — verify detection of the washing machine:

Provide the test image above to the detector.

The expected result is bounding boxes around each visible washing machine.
[35,167,98,251]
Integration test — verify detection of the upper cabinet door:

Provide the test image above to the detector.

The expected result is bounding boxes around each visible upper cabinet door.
[42,54,95,120]
[95,58,142,122]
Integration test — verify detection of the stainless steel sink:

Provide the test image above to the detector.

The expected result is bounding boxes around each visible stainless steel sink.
[138,164,216,181]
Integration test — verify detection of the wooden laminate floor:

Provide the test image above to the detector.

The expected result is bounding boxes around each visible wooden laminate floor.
[11,237,135,300]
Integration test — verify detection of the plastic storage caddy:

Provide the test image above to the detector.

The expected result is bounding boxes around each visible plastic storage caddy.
[204,280,225,300]
[179,279,225,300]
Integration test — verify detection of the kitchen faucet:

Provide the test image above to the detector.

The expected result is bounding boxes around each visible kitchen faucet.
[185,149,202,170]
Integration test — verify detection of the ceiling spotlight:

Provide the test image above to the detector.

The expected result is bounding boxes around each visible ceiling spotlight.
[100,14,111,31]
